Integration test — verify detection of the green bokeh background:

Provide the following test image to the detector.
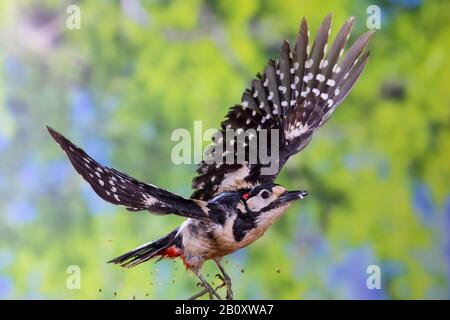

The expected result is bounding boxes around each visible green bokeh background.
[0,0,449,299]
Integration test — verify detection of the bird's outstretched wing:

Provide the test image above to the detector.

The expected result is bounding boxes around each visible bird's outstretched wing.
[191,15,374,200]
[47,126,210,220]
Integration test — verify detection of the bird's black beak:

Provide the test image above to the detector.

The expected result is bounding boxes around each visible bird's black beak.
[274,190,308,207]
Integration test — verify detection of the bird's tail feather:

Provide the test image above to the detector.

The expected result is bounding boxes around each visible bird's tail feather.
[108,228,179,268]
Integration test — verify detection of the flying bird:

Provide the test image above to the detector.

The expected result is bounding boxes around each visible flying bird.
[48,14,373,300]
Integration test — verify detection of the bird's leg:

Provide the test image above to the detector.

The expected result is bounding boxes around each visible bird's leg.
[188,282,226,300]
[188,287,209,300]
[215,260,233,300]
[189,272,222,300]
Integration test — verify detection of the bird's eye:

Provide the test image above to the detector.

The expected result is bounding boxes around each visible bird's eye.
[260,190,270,199]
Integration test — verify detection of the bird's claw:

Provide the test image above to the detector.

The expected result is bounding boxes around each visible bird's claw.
[189,278,223,300]
[214,273,233,300]
[215,273,225,281]
[224,279,233,300]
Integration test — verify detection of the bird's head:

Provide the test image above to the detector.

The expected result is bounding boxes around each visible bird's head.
[241,183,308,214]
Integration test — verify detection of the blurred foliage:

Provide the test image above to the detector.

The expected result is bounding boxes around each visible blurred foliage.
[0,0,449,299]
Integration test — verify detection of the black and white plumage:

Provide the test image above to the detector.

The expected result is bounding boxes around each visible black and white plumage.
[192,15,373,201]
[48,15,373,300]
[48,127,210,221]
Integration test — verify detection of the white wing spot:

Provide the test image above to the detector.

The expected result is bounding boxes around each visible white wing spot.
[142,194,158,206]
[303,73,313,83]
[300,87,310,97]
[320,59,329,69]
[286,123,309,140]
[220,166,251,192]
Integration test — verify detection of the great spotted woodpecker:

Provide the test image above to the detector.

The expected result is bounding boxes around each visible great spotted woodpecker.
[48,14,373,300]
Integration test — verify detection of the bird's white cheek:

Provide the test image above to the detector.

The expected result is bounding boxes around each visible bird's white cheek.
[246,198,265,212]
[246,195,277,212]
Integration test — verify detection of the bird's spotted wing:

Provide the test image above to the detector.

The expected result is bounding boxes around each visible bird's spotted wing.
[47,127,210,220]
[191,15,373,200]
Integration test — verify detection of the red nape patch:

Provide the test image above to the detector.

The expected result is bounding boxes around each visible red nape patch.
[242,192,250,200]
